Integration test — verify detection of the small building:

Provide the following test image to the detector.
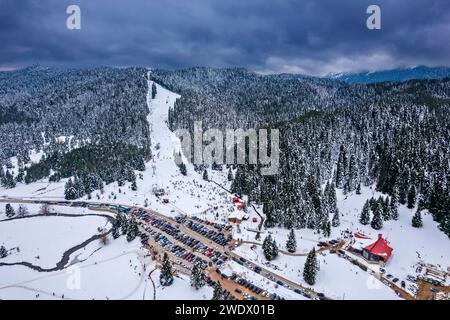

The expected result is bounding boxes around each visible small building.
[228,211,245,224]
[361,234,393,263]
[231,195,241,203]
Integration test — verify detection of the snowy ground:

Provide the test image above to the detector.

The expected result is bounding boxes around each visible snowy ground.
[0,207,212,300]
[0,214,109,268]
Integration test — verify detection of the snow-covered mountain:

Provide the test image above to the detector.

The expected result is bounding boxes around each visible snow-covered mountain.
[329,66,450,84]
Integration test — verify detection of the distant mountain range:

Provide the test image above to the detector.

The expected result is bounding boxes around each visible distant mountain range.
[327,66,450,84]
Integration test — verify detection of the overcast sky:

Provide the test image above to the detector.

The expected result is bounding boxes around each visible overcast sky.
[1,0,449,75]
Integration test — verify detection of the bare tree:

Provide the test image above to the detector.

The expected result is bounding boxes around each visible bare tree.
[18,205,29,217]
[99,234,109,246]
[39,203,51,216]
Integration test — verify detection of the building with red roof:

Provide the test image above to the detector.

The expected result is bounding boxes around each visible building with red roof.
[361,234,393,263]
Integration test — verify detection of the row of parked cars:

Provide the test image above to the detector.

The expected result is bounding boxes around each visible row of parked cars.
[145,226,208,269]
[138,212,229,269]
[191,216,232,232]
[232,275,284,300]
[180,217,230,246]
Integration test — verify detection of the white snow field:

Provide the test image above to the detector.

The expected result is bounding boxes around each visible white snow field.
[0,214,109,268]
[0,209,212,300]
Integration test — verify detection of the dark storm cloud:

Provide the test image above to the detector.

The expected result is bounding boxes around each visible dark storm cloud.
[1,0,449,75]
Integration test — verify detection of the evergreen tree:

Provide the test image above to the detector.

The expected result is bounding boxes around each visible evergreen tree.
[272,238,279,259]
[112,218,121,239]
[335,145,347,189]
[262,235,277,261]
[0,245,7,258]
[303,248,318,285]
[263,201,276,228]
[407,186,416,209]
[412,209,423,228]
[211,284,224,300]
[126,219,138,242]
[263,235,272,259]
[390,196,399,221]
[64,178,77,200]
[120,215,129,235]
[203,169,209,181]
[227,168,233,181]
[371,203,384,230]
[331,209,340,227]
[131,180,137,191]
[381,197,391,221]
[5,203,15,218]
[151,82,157,99]
[179,162,187,176]
[359,200,370,225]
[356,182,362,195]
[322,220,331,237]
[439,215,450,239]
[398,174,409,205]
[160,253,174,286]
[190,260,206,289]
[1,170,16,189]
[286,229,297,253]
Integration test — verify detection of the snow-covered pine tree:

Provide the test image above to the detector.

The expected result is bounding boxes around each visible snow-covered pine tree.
[263,201,276,228]
[126,219,138,242]
[120,215,129,235]
[331,208,340,227]
[390,195,399,221]
[179,162,187,176]
[190,260,206,289]
[64,178,78,200]
[203,169,209,181]
[371,203,384,230]
[359,200,370,225]
[160,252,174,286]
[356,182,361,195]
[211,284,224,300]
[320,219,331,237]
[303,248,318,285]
[262,235,275,261]
[5,203,15,218]
[271,238,279,259]
[382,197,391,221]
[151,82,157,99]
[286,229,297,253]
[227,168,233,181]
[407,186,416,209]
[335,145,347,189]
[112,218,121,239]
[412,209,423,228]
[0,245,7,258]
